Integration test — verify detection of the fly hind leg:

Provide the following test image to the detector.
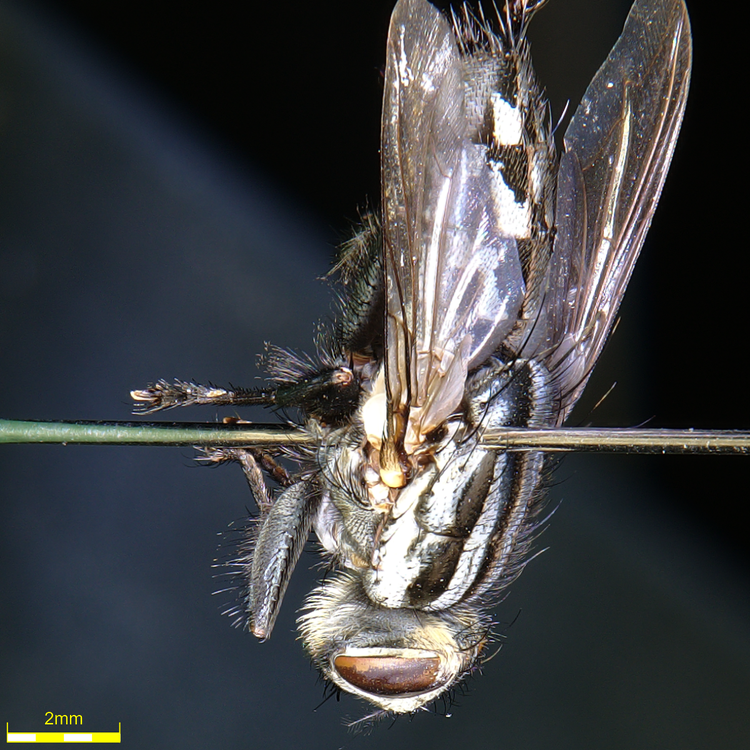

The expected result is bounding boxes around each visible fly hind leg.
[205,445,318,640]
[201,446,292,515]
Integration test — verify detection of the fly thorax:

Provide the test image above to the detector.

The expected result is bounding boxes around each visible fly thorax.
[313,408,404,572]
[312,418,376,570]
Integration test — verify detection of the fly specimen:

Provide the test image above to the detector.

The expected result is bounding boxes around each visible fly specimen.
[132,0,692,715]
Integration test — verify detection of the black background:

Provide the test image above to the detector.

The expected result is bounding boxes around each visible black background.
[1,0,748,747]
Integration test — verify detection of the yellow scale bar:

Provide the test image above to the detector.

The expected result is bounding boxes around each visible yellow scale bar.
[6,724,121,743]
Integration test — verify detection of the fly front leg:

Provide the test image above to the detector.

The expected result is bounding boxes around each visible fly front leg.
[130,362,361,424]
[131,379,275,413]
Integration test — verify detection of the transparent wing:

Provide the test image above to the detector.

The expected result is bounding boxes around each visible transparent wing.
[380,0,526,474]
[523,0,692,423]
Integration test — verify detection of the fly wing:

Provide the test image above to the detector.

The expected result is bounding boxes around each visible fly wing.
[380,0,526,466]
[523,0,692,423]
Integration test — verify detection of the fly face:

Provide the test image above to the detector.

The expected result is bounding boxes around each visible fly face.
[133,0,692,716]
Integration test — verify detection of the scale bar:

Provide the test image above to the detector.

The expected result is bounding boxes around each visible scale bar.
[6,724,121,743]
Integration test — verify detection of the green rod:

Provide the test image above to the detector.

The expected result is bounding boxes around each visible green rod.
[0,419,310,446]
[1,419,749,454]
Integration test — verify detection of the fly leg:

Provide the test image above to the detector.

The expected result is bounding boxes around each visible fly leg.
[204,445,318,640]
[131,363,362,425]
[131,379,274,413]
[201,445,292,515]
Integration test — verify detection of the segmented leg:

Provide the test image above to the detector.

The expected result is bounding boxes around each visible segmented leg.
[201,447,277,514]
[202,445,319,640]
[131,379,274,413]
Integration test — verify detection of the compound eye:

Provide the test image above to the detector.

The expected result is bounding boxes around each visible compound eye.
[333,653,441,697]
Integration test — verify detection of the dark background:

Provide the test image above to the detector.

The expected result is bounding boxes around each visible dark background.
[1,0,748,747]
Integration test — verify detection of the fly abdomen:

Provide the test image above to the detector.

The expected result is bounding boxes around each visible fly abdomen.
[363,357,555,611]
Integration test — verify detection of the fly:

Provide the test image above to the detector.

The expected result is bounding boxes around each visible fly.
[130,0,692,716]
